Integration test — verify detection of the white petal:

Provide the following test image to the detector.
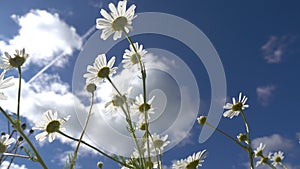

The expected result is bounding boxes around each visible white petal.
[107,56,116,68]
[113,31,122,40]
[109,3,119,17]
[35,132,48,142]
[100,9,113,21]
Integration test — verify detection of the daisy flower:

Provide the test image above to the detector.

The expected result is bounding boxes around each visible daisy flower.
[269,151,284,167]
[132,94,155,120]
[150,133,170,154]
[105,87,133,114]
[0,48,29,70]
[223,92,249,119]
[96,0,136,40]
[255,156,268,167]
[0,134,15,154]
[84,54,117,84]
[33,110,70,142]
[122,42,147,69]
[0,70,14,100]
[172,150,207,169]
[254,142,266,157]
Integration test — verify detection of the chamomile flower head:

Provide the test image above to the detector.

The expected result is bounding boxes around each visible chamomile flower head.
[84,54,117,84]
[254,143,266,157]
[150,133,170,153]
[0,70,14,100]
[269,151,284,166]
[255,156,268,167]
[133,94,155,120]
[223,92,249,119]
[0,134,15,154]
[172,150,207,169]
[33,110,70,142]
[0,48,29,70]
[96,0,136,40]
[105,87,133,114]
[122,42,147,69]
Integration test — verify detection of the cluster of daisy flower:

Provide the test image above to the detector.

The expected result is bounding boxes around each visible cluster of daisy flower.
[198,92,288,169]
[81,1,207,168]
[254,143,286,168]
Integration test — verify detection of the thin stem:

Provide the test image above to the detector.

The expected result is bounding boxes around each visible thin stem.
[17,67,22,123]
[266,162,276,169]
[204,121,248,151]
[107,76,145,165]
[0,107,48,169]
[8,143,18,168]
[241,110,254,169]
[123,30,151,164]
[69,93,94,169]
[2,153,31,159]
[58,131,131,168]
[280,162,288,169]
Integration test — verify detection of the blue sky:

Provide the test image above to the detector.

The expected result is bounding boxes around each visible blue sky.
[0,0,300,169]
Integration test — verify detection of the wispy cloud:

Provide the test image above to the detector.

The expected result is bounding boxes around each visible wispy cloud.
[261,35,297,64]
[89,0,103,8]
[0,9,82,68]
[256,85,276,106]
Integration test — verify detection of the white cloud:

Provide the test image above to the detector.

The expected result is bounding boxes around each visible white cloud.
[0,161,28,169]
[0,49,199,158]
[252,134,294,153]
[256,85,276,106]
[261,35,296,64]
[0,73,89,147]
[0,9,82,67]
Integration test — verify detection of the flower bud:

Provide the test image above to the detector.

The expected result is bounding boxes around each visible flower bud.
[197,116,207,125]
[21,123,27,130]
[237,133,247,142]
[86,83,97,93]
[97,161,103,168]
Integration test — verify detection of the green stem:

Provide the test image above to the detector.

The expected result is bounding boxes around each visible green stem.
[240,110,254,169]
[204,121,248,151]
[0,107,48,169]
[58,131,131,168]
[280,162,288,169]
[2,153,31,159]
[17,67,22,123]
[123,30,151,165]
[107,76,145,165]
[266,163,276,169]
[69,93,94,169]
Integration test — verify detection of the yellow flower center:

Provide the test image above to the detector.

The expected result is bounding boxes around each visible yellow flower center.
[9,56,26,68]
[138,103,151,113]
[0,143,7,154]
[256,150,263,157]
[185,159,200,169]
[112,95,125,107]
[130,53,140,64]
[46,120,61,133]
[232,102,243,111]
[112,16,128,31]
[274,156,282,163]
[153,139,164,149]
[97,67,110,78]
